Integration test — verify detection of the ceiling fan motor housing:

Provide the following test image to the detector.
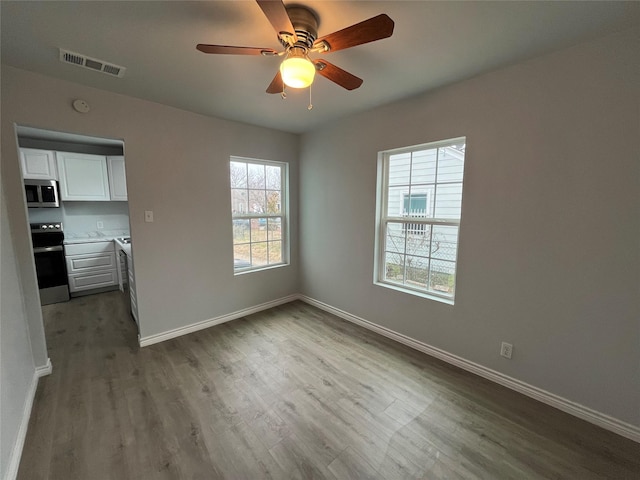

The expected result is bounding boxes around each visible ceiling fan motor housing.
[281,6,319,49]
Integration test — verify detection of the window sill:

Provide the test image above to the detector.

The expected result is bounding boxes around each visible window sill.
[234,262,289,276]
[373,280,455,305]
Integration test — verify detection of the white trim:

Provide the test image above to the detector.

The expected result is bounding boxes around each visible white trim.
[298,295,640,443]
[35,358,52,377]
[4,373,38,480]
[139,294,299,347]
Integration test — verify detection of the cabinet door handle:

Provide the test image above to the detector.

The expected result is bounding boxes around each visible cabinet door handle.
[33,246,63,253]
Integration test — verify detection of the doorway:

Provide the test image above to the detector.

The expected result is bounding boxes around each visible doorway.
[15,125,137,347]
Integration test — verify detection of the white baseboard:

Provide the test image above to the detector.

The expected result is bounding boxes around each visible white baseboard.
[139,294,299,347]
[4,372,39,480]
[35,358,52,377]
[298,295,640,443]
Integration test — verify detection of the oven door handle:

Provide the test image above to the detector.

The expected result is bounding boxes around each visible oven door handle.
[33,246,63,253]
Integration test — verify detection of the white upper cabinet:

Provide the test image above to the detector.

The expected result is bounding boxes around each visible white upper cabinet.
[107,156,127,201]
[20,148,58,180]
[56,152,110,201]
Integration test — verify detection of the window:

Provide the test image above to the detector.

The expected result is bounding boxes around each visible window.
[403,193,428,235]
[375,138,466,303]
[230,157,288,272]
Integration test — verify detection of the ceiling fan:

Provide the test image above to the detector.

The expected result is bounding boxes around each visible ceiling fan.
[196,0,394,96]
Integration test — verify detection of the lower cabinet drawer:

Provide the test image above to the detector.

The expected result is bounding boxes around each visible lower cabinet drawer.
[68,269,118,293]
[64,241,114,256]
[66,252,116,274]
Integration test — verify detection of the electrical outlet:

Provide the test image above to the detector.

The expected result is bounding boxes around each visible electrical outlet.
[96,221,104,229]
[500,342,513,359]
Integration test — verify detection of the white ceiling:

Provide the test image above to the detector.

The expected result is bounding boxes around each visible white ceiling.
[2,1,638,134]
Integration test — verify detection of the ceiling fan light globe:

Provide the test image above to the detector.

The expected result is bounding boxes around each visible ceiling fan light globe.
[280,57,316,89]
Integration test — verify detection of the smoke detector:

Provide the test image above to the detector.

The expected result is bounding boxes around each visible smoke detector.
[72,99,90,113]
[59,48,126,78]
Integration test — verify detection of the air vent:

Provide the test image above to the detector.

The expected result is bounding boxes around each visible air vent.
[59,48,126,78]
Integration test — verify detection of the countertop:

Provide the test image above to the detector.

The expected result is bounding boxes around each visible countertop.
[114,237,132,257]
[63,230,130,245]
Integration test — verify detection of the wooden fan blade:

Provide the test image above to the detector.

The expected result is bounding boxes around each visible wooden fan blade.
[197,44,277,55]
[266,71,284,94]
[256,0,297,42]
[314,60,363,90]
[314,14,394,53]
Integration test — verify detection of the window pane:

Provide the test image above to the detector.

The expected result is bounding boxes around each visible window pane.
[268,218,282,241]
[232,219,250,244]
[231,188,248,214]
[234,244,251,270]
[248,163,265,189]
[251,218,268,241]
[428,259,456,296]
[266,190,281,214]
[406,255,429,289]
[385,222,406,254]
[230,162,247,188]
[411,186,435,217]
[268,241,282,264]
[404,222,428,237]
[437,147,464,183]
[251,242,268,266]
[431,225,458,262]
[384,252,405,283]
[411,149,437,184]
[388,186,409,216]
[388,153,411,186]
[405,224,431,258]
[266,165,281,190]
[248,189,266,214]
[404,192,426,216]
[434,183,463,219]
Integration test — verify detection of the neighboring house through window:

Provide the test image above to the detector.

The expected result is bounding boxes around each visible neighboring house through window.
[403,193,428,235]
[230,157,288,272]
[375,138,466,302]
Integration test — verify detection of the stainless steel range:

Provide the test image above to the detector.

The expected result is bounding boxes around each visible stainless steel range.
[31,222,69,305]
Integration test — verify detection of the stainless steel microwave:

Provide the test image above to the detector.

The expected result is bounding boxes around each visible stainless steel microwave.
[25,179,60,208]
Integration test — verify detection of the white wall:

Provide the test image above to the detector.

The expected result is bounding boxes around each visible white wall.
[0,184,37,479]
[1,66,300,340]
[299,28,640,427]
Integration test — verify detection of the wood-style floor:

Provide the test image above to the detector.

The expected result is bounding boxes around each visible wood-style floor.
[19,291,640,479]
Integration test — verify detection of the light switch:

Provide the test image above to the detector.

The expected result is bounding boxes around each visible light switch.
[144,210,154,223]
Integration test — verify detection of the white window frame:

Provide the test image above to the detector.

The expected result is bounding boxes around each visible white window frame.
[230,156,289,274]
[374,137,466,304]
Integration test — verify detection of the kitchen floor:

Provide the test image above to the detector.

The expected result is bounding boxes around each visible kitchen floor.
[18,293,640,479]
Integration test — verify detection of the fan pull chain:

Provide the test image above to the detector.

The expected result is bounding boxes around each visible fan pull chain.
[308,85,313,111]
[281,84,286,99]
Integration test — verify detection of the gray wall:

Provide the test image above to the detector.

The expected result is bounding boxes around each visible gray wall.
[0,184,37,479]
[1,65,300,341]
[299,28,639,427]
